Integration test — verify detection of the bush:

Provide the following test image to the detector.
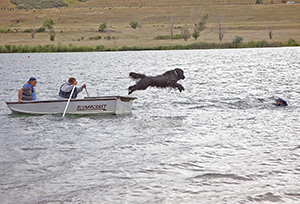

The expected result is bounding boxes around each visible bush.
[154,34,181,40]
[154,35,170,40]
[181,27,191,41]
[232,36,244,45]
[23,29,31,33]
[37,27,45,32]
[247,40,268,48]
[23,28,45,33]
[0,28,15,33]
[287,38,298,46]
[95,45,105,50]
[89,35,102,40]
[99,22,107,32]
[130,21,139,29]
[5,44,18,52]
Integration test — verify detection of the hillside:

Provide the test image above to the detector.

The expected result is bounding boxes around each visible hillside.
[4,0,300,8]
[0,0,299,49]
[78,0,300,7]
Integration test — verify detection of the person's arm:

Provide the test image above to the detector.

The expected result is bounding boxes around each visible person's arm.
[18,88,23,103]
[76,84,86,93]
[77,86,83,93]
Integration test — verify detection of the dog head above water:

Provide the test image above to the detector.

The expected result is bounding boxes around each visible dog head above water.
[174,68,185,80]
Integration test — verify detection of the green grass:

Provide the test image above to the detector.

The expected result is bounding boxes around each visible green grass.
[0,38,297,53]
[10,0,68,9]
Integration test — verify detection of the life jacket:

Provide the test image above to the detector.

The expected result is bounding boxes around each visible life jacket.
[59,83,78,99]
[22,83,36,100]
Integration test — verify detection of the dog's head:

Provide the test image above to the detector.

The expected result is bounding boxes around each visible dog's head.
[174,68,185,80]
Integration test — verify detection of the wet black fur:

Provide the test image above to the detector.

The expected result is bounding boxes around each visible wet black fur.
[128,68,185,94]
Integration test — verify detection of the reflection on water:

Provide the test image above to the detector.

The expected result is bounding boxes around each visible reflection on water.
[1,47,300,203]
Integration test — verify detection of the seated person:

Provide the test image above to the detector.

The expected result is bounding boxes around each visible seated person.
[18,77,37,103]
[57,77,86,99]
[274,98,288,106]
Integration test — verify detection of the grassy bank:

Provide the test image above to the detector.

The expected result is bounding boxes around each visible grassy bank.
[0,0,300,52]
[1,38,298,53]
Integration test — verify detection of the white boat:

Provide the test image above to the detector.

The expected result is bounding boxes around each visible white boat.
[6,96,137,115]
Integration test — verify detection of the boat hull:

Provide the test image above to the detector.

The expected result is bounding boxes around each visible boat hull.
[6,96,136,115]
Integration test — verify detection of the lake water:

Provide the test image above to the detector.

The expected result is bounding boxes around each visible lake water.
[1,47,300,204]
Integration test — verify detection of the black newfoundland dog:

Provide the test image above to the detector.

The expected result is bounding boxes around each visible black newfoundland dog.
[128,68,185,94]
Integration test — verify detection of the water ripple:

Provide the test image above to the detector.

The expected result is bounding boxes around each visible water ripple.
[1,47,300,203]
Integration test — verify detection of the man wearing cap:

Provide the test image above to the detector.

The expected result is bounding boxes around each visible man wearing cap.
[18,77,37,103]
[274,98,288,106]
[57,77,86,100]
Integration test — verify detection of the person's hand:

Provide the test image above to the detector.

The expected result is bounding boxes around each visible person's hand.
[18,99,22,103]
[82,84,86,89]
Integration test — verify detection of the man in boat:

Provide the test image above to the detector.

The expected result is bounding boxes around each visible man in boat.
[18,77,37,103]
[57,77,86,99]
[274,98,288,106]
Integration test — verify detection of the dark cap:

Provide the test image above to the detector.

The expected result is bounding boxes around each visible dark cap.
[28,77,36,82]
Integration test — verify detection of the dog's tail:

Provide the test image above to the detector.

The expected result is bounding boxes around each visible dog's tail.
[129,72,146,79]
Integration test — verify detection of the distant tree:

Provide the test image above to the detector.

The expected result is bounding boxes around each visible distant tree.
[216,12,225,42]
[217,23,224,42]
[30,16,37,39]
[181,27,191,41]
[192,29,200,40]
[268,26,273,39]
[256,0,263,4]
[107,28,111,40]
[169,16,175,41]
[43,19,55,29]
[191,14,209,40]
[30,28,36,39]
[42,19,55,41]
[49,30,56,41]
[99,22,107,32]
[198,14,209,32]
[130,21,139,29]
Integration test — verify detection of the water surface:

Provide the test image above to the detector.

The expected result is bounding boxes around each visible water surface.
[1,48,300,203]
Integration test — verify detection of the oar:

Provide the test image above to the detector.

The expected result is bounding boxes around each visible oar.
[62,85,76,118]
[85,87,90,97]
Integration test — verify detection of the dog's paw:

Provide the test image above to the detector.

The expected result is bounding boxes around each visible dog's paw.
[177,84,185,92]
[128,87,134,95]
